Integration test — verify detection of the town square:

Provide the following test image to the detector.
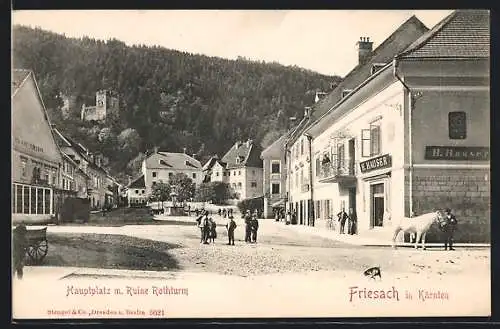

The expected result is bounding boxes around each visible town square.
[11,9,490,319]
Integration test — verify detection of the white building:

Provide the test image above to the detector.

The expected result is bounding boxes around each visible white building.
[142,148,203,196]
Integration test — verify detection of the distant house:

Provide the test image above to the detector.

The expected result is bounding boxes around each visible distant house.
[142,148,203,197]
[81,90,119,122]
[12,69,63,224]
[126,175,147,207]
[204,139,263,200]
[261,135,287,218]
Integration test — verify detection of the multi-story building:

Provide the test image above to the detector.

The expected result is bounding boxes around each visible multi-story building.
[81,90,119,122]
[53,128,110,210]
[12,69,63,224]
[304,10,489,242]
[261,135,287,218]
[60,151,90,199]
[142,148,203,196]
[284,15,430,227]
[204,139,264,200]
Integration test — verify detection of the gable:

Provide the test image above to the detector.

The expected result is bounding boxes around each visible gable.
[12,73,62,165]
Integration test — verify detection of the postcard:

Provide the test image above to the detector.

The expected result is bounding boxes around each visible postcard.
[11,9,490,319]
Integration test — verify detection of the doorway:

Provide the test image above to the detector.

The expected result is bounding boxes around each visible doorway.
[348,188,356,213]
[299,201,304,225]
[370,183,384,227]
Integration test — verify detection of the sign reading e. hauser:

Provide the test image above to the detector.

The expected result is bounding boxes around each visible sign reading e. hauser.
[425,146,490,161]
[360,154,392,174]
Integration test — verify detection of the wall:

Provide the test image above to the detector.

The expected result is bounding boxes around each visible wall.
[243,166,263,200]
[144,167,203,196]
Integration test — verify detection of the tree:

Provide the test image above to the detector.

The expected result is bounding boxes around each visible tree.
[211,182,231,204]
[151,182,171,208]
[195,182,216,203]
[169,173,195,202]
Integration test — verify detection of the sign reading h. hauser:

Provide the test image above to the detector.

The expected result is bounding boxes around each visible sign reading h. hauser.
[360,154,392,174]
[425,146,490,161]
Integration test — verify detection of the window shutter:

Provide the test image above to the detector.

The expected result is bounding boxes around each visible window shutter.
[370,124,380,156]
[361,129,371,157]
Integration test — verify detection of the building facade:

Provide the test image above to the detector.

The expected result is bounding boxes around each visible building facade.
[204,139,264,200]
[126,175,147,207]
[12,69,63,224]
[304,10,490,242]
[261,135,288,218]
[285,15,430,227]
[142,149,203,197]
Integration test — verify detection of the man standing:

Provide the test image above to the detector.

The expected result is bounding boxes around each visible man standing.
[443,208,458,251]
[348,208,357,235]
[226,215,237,245]
[337,208,348,234]
[244,210,252,243]
[251,212,259,243]
[13,222,28,279]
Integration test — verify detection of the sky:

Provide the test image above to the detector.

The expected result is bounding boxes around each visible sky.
[12,10,454,77]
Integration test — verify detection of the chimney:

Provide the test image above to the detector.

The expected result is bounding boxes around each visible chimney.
[357,36,373,65]
[153,146,159,154]
[183,147,187,154]
[192,154,196,159]
[128,175,132,186]
[304,107,313,118]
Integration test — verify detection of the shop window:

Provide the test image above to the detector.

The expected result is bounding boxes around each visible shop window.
[449,111,467,139]
[271,183,280,194]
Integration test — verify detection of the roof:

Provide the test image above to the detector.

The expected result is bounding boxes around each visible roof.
[285,15,429,147]
[144,152,202,170]
[397,10,490,59]
[128,175,145,188]
[12,69,30,96]
[202,156,226,171]
[221,140,263,169]
[261,135,287,158]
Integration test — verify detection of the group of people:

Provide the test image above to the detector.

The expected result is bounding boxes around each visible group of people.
[217,208,234,218]
[243,210,259,243]
[195,209,239,245]
[336,208,357,235]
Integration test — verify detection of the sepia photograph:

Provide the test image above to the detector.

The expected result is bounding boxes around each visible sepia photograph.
[11,9,490,319]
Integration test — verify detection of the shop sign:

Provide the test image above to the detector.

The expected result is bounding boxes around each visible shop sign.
[425,146,489,161]
[360,154,392,174]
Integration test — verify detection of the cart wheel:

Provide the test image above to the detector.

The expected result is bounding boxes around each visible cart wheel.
[27,239,48,265]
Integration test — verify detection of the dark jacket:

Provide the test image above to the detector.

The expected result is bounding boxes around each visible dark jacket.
[337,211,348,223]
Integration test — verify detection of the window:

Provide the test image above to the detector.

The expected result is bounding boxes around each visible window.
[251,182,257,188]
[216,172,219,177]
[370,124,381,156]
[238,182,242,188]
[135,189,139,194]
[341,89,352,99]
[295,172,299,188]
[223,172,226,177]
[337,143,345,168]
[152,181,157,186]
[192,173,197,179]
[142,190,145,194]
[20,157,27,177]
[252,170,255,175]
[233,171,236,176]
[300,139,304,155]
[361,123,381,157]
[12,183,53,215]
[152,171,157,178]
[315,157,320,177]
[449,111,466,139]
[271,161,280,174]
[238,171,241,176]
[371,63,385,75]
[169,172,173,178]
[271,183,280,194]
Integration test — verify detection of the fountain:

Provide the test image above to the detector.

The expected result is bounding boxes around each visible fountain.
[164,186,187,216]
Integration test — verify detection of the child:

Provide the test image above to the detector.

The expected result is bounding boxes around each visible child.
[226,215,237,245]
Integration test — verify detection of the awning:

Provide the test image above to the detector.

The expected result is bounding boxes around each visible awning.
[271,199,285,207]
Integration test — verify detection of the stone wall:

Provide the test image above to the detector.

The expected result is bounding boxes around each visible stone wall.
[408,167,490,243]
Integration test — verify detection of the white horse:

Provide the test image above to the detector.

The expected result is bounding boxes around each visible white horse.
[391,211,445,250]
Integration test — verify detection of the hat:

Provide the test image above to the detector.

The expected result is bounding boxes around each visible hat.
[444,208,451,213]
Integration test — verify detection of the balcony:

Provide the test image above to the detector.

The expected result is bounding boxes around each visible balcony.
[318,159,356,186]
